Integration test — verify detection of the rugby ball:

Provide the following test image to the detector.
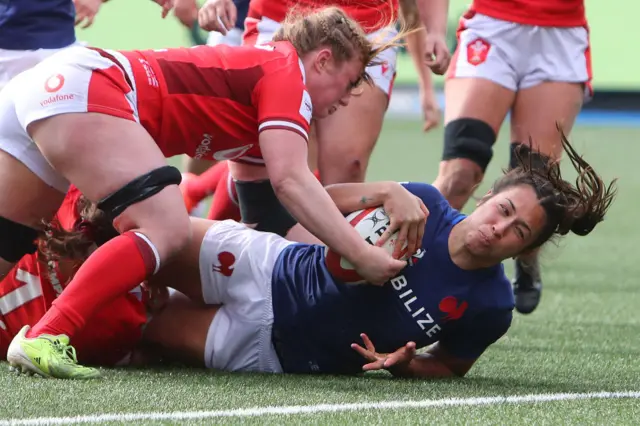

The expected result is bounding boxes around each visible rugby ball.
[325,207,409,284]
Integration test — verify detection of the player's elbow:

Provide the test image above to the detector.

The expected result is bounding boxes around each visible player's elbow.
[269,164,308,199]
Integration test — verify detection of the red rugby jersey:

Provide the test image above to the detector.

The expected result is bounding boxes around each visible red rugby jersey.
[120,41,312,165]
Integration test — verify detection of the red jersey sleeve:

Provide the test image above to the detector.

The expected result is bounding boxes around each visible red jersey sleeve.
[253,51,312,142]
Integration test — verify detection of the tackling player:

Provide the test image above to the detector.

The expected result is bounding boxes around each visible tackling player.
[10,131,615,378]
[0,187,154,373]
[432,0,592,313]
[181,0,444,223]
[0,7,414,379]
[176,0,251,217]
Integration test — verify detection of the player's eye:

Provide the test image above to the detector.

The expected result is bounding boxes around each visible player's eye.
[515,227,525,239]
[499,204,509,215]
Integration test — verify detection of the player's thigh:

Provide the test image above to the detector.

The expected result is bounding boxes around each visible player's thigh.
[151,218,217,304]
[315,83,387,184]
[445,12,520,129]
[0,151,64,229]
[198,220,293,306]
[196,220,289,372]
[510,82,584,157]
[511,25,590,156]
[0,76,67,228]
[444,79,514,131]
[227,161,298,234]
[29,113,191,258]
[142,291,220,368]
[0,81,66,275]
[314,25,398,184]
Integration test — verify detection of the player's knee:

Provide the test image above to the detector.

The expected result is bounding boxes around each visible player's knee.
[338,157,366,183]
[235,179,298,237]
[509,142,553,171]
[323,154,368,184]
[437,159,483,206]
[0,215,39,263]
[98,165,191,260]
[442,118,496,173]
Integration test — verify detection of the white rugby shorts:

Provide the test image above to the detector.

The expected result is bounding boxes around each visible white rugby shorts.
[199,220,294,373]
[0,41,84,91]
[207,27,244,47]
[0,46,138,192]
[447,12,593,98]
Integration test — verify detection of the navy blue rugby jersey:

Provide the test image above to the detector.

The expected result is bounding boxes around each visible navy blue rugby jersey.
[271,183,514,374]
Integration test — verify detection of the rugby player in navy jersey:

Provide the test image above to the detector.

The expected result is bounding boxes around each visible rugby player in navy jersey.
[13,132,616,379]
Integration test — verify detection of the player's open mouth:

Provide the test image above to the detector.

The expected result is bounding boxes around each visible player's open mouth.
[328,106,337,115]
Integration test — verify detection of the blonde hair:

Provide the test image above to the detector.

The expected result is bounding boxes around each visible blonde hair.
[273,5,413,86]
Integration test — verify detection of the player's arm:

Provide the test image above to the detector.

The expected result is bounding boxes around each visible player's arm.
[400,0,440,132]
[415,0,450,74]
[389,342,477,378]
[353,310,512,378]
[352,334,471,378]
[255,65,405,283]
[402,309,513,378]
[325,181,410,213]
[261,132,375,258]
[173,0,198,28]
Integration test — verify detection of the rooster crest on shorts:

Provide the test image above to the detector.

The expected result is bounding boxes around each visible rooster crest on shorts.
[467,38,490,66]
[212,251,236,277]
[439,296,468,321]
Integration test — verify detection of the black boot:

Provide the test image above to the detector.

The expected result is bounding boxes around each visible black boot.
[512,257,542,314]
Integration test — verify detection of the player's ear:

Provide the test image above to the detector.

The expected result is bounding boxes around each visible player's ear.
[314,48,333,72]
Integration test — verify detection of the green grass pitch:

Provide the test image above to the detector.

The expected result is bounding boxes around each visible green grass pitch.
[1,122,639,425]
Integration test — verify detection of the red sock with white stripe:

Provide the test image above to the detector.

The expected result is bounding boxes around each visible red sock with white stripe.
[26,232,158,339]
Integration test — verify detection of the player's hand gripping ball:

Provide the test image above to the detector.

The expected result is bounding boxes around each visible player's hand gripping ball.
[325,207,409,284]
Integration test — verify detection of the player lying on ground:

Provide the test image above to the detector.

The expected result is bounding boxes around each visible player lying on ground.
[0,187,165,367]
[0,7,414,379]
[4,179,426,375]
[9,131,616,378]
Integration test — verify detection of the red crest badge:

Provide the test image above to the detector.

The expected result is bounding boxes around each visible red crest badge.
[466,38,490,66]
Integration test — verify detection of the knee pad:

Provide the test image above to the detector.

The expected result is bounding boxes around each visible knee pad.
[97,166,182,219]
[0,216,38,262]
[509,142,552,171]
[234,179,297,237]
[443,118,497,172]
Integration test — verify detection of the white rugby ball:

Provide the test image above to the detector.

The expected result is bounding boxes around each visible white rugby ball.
[325,207,409,284]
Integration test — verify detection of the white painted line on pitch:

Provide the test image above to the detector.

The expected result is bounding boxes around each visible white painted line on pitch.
[1,391,639,425]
